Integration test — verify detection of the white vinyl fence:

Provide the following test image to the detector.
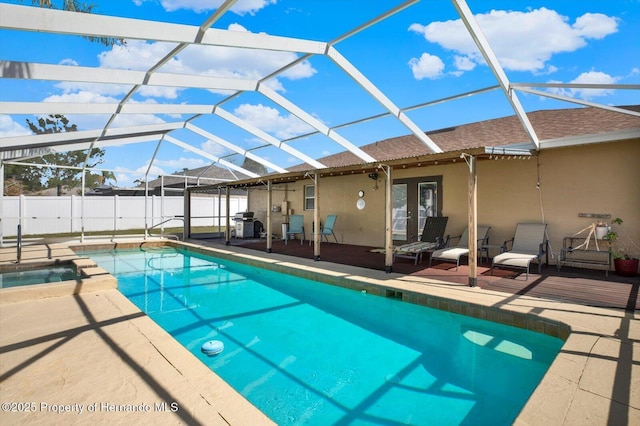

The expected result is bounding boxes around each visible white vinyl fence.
[0,194,247,244]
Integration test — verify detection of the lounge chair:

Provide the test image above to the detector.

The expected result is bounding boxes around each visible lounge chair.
[430,225,491,270]
[393,216,449,265]
[491,223,549,280]
[285,214,305,245]
[309,214,339,245]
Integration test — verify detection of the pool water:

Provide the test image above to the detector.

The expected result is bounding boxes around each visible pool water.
[0,265,78,288]
[86,247,564,425]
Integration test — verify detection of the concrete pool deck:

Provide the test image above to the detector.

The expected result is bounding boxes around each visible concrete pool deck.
[0,239,638,425]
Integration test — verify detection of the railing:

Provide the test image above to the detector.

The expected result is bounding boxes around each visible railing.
[147,216,184,241]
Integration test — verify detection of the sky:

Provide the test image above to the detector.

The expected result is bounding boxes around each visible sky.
[1,0,639,187]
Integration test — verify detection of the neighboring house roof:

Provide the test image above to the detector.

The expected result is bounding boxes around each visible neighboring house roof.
[143,164,254,189]
[289,105,640,171]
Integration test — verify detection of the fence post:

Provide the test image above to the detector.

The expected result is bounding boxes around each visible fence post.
[113,195,119,241]
[70,194,75,236]
[80,173,85,242]
[19,194,25,237]
[161,176,166,235]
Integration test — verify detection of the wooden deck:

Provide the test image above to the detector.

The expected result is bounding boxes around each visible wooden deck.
[208,238,639,312]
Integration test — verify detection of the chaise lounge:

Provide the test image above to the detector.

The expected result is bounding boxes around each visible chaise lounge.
[393,216,449,265]
[491,223,549,280]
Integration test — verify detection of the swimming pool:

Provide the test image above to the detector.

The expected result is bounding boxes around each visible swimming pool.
[85,246,564,425]
[0,264,78,288]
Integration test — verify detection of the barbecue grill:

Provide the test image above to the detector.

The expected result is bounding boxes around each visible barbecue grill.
[234,212,255,239]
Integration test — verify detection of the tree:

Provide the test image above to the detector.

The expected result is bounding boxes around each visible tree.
[24,114,113,195]
[3,163,45,194]
[15,1,124,46]
[3,177,25,196]
[85,170,117,188]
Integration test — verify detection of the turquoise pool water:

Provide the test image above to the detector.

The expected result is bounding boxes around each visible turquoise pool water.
[85,247,563,425]
[0,265,78,288]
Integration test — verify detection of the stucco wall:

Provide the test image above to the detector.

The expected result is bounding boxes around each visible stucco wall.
[248,139,640,262]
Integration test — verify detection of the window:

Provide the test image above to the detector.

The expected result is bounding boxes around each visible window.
[304,185,315,210]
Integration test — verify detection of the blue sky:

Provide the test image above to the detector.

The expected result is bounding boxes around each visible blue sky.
[1,0,638,187]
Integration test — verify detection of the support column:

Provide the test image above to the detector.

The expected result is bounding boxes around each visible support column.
[161,175,166,235]
[266,180,272,253]
[225,186,231,245]
[0,161,4,247]
[183,188,191,240]
[313,173,321,261]
[467,154,478,287]
[144,177,149,240]
[80,172,85,243]
[385,165,393,273]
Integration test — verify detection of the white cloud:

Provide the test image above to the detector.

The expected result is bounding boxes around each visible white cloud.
[98,40,179,71]
[114,164,165,187]
[114,156,207,187]
[454,55,475,72]
[35,91,166,129]
[110,114,166,128]
[55,82,134,97]
[408,53,445,80]
[409,8,618,74]
[158,0,276,15]
[201,140,232,157]
[154,157,208,170]
[92,27,315,98]
[0,115,31,137]
[59,58,79,66]
[548,71,619,100]
[573,13,619,39]
[43,91,121,103]
[234,103,314,139]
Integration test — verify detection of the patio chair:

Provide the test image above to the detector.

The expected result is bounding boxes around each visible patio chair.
[429,225,491,270]
[285,214,305,245]
[393,216,449,265]
[309,214,339,246]
[491,223,549,280]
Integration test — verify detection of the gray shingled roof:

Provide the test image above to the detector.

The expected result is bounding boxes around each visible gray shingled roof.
[288,105,640,171]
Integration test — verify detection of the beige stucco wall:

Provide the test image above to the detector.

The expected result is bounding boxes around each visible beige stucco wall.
[248,139,640,262]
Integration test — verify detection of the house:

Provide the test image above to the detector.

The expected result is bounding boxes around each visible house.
[192,105,640,273]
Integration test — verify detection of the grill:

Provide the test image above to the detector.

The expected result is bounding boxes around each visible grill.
[234,212,255,239]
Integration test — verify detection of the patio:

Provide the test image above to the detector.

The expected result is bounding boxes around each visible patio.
[208,238,639,312]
